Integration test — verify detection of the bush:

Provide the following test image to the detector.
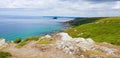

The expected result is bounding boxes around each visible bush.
[0,51,11,58]
[14,38,22,43]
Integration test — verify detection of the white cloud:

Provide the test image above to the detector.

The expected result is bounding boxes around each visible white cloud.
[0,0,117,9]
[0,0,119,17]
[112,1,120,10]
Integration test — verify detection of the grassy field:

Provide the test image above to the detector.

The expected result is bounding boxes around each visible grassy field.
[65,17,120,45]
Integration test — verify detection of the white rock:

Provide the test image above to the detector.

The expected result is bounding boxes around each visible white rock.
[80,55,85,58]
[69,46,74,50]
[45,34,51,38]
[69,52,72,55]
[57,32,72,41]
[86,38,94,43]
[75,38,87,43]
[56,33,96,54]
[56,32,117,56]
[64,47,70,54]
[95,46,117,55]
[89,54,101,58]
[0,38,7,49]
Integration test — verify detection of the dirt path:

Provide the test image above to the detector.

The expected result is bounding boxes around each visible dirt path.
[3,41,74,58]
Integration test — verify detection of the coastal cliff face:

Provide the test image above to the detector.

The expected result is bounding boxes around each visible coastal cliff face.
[0,32,120,58]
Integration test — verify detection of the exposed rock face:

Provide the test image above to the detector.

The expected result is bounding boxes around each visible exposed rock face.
[0,38,7,49]
[74,38,95,51]
[56,32,118,56]
[93,46,117,56]
[89,54,101,58]
[56,40,79,55]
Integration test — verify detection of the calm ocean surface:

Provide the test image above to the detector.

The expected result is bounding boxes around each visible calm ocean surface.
[0,15,73,41]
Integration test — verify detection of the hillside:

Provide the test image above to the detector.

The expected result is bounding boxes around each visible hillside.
[1,33,120,58]
[65,17,120,45]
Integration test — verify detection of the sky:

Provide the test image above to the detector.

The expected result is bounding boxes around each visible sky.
[0,0,120,17]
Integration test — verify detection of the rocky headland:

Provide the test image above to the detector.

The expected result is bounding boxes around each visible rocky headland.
[0,32,120,58]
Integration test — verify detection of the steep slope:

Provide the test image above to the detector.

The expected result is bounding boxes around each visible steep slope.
[65,17,120,45]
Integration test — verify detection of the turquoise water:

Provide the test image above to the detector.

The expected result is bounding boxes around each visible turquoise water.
[0,16,71,41]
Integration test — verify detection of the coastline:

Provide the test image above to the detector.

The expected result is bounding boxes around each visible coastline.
[0,17,120,58]
[0,18,71,41]
[0,18,73,42]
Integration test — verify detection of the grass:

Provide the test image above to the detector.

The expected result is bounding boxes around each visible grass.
[24,36,39,41]
[65,17,120,45]
[16,36,52,48]
[38,40,52,44]
[17,36,40,48]
[17,41,28,48]
[37,37,53,44]
[66,17,106,26]
[0,51,11,58]
[84,50,105,56]
[84,50,115,58]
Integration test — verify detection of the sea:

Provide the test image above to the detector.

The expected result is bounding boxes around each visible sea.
[0,15,74,41]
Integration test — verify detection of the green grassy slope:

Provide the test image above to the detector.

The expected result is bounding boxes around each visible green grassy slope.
[66,17,106,26]
[65,17,120,45]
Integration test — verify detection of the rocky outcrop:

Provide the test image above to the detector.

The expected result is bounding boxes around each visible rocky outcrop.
[56,32,119,57]
[1,33,120,58]
[45,35,52,38]
[0,38,7,49]
[93,46,117,56]
[57,32,72,41]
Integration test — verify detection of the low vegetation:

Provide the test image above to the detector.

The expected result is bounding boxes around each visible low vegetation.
[0,51,11,58]
[17,36,40,48]
[14,38,22,43]
[37,38,53,44]
[24,36,39,41]
[65,17,120,45]
[66,17,106,26]
[17,41,27,48]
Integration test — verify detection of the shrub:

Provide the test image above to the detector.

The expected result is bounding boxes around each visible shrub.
[14,38,22,43]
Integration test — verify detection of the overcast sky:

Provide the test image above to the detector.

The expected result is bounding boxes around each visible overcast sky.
[0,0,120,17]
